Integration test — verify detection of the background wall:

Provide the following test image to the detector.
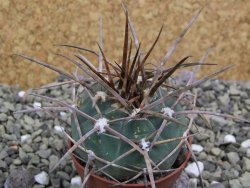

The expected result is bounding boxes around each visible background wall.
[0,0,249,89]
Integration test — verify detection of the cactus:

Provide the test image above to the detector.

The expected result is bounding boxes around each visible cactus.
[71,84,188,180]
[66,10,194,182]
[16,3,250,188]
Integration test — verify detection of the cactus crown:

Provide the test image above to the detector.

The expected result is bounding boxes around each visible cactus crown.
[16,3,250,188]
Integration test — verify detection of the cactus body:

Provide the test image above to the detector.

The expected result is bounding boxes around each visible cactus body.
[71,85,188,180]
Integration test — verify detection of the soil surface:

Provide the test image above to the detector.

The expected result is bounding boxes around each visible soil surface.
[0,0,249,88]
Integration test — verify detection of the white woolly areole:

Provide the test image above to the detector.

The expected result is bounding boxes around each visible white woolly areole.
[161,107,175,118]
[140,138,150,152]
[86,150,95,156]
[130,108,141,118]
[95,118,109,134]
[71,176,81,185]
[94,91,107,103]
[87,150,95,160]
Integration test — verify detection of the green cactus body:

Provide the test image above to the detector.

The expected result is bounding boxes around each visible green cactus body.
[71,84,188,180]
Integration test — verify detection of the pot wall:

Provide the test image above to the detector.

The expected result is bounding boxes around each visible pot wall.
[71,138,192,188]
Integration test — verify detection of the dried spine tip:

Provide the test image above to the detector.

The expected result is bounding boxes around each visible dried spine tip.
[161,107,175,118]
[140,138,150,151]
[130,108,141,117]
[95,118,109,134]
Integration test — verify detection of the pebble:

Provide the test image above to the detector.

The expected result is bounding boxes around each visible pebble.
[51,139,64,151]
[222,169,239,180]
[54,125,65,133]
[57,171,70,181]
[229,86,240,95]
[198,152,207,160]
[241,139,250,148]
[13,159,22,165]
[0,159,7,169]
[27,165,40,175]
[33,130,43,138]
[218,94,229,106]
[24,115,35,125]
[0,113,8,122]
[33,185,46,188]
[19,148,28,161]
[246,149,250,158]
[184,161,204,178]
[172,172,190,188]
[21,134,32,144]
[63,180,71,187]
[33,102,42,109]
[211,116,229,127]
[71,184,81,188]
[223,134,236,144]
[36,149,51,159]
[29,155,40,164]
[189,178,198,188]
[227,152,240,165]
[41,159,49,166]
[4,102,15,111]
[49,155,59,170]
[33,136,42,143]
[245,99,250,105]
[0,125,6,135]
[51,177,61,188]
[222,161,231,170]
[2,134,16,141]
[18,91,26,98]
[4,169,34,188]
[191,144,204,153]
[209,181,225,188]
[22,144,33,153]
[211,148,221,156]
[229,179,242,188]
[34,171,49,185]
[70,176,81,185]
[239,172,250,187]
[242,157,250,171]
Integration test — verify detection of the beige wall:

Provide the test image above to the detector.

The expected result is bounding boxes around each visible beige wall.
[0,0,249,88]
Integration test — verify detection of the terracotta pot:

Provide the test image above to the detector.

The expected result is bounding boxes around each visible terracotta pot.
[70,137,192,188]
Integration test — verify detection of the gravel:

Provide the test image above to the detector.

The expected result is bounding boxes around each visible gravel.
[0,79,249,188]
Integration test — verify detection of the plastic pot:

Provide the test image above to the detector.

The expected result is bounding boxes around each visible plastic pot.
[70,137,192,188]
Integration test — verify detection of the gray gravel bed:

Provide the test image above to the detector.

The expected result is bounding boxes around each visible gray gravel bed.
[0,79,249,188]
